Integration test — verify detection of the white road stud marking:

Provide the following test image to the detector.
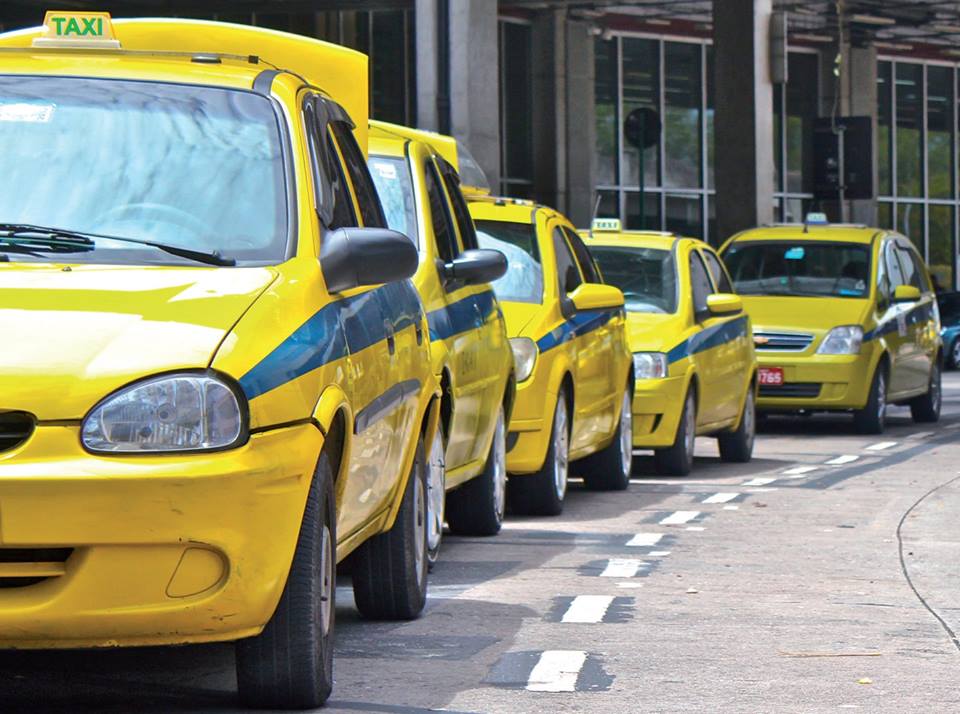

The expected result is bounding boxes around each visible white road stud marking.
[743,477,776,486]
[723,505,740,511]
[866,441,897,451]
[660,510,700,525]
[648,550,671,556]
[686,526,706,531]
[526,650,587,692]
[616,582,645,589]
[561,595,615,624]
[600,559,646,578]
[702,492,739,504]
[626,533,663,547]
[781,465,818,477]
[826,454,859,465]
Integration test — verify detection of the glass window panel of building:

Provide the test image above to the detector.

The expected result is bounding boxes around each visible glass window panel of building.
[773,52,818,221]
[499,20,535,198]
[878,59,959,290]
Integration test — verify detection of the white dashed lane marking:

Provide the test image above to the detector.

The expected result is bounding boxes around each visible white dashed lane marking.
[909,431,935,439]
[561,596,615,624]
[865,441,897,451]
[743,477,776,486]
[600,559,647,578]
[686,526,706,531]
[781,465,818,477]
[526,650,587,692]
[826,454,859,465]
[626,533,663,547]
[723,505,739,510]
[660,510,700,525]
[702,492,740,504]
[648,550,671,556]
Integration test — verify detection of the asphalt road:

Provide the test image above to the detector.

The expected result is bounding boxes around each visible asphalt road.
[4,376,960,713]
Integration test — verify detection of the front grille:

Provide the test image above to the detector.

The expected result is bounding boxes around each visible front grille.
[0,548,73,589]
[759,383,822,399]
[0,411,34,453]
[753,331,814,351]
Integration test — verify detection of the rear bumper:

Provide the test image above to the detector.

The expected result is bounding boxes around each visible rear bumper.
[631,375,687,449]
[755,351,874,411]
[0,423,322,649]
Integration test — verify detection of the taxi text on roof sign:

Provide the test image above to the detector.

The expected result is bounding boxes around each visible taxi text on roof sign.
[32,11,121,49]
[591,218,622,232]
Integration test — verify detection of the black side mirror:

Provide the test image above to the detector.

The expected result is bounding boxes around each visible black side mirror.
[321,227,418,293]
[441,249,507,286]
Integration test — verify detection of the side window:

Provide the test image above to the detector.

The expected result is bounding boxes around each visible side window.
[424,161,460,264]
[330,122,387,228]
[689,251,714,317]
[897,246,929,292]
[553,227,583,295]
[303,96,354,229]
[563,227,601,283]
[325,134,358,229]
[437,160,479,251]
[876,243,891,306]
[702,249,734,293]
[886,242,906,288]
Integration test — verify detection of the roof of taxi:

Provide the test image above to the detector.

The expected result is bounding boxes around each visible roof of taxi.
[728,223,884,246]
[0,18,370,146]
[580,229,695,251]
[369,120,458,163]
[467,194,561,225]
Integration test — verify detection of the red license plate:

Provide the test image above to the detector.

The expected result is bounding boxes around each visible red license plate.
[759,367,784,386]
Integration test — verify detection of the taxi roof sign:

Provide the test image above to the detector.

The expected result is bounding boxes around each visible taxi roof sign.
[591,218,622,232]
[804,211,829,225]
[32,11,120,49]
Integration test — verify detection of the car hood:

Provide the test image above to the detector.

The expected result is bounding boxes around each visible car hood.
[500,301,543,339]
[0,264,276,419]
[625,311,683,353]
[741,295,870,334]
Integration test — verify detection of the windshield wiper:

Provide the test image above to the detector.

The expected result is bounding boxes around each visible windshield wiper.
[0,223,236,267]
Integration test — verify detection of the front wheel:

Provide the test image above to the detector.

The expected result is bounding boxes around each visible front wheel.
[853,365,887,434]
[581,386,633,491]
[446,405,507,536]
[235,452,336,709]
[910,361,942,423]
[351,435,429,620]
[425,425,446,568]
[718,387,756,463]
[654,389,696,476]
[508,393,569,516]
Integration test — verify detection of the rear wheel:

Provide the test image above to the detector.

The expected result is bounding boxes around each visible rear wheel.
[425,425,446,568]
[508,393,569,516]
[581,386,633,491]
[853,365,887,435]
[654,390,696,476]
[910,361,942,423]
[235,452,336,709]
[446,405,508,536]
[351,435,429,620]
[718,388,756,463]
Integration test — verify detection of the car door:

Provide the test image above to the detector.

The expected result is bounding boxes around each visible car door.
[700,246,751,423]
[880,238,912,396]
[894,240,936,393]
[687,248,727,427]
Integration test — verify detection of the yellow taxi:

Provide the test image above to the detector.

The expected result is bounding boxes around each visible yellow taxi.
[721,216,942,433]
[467,198,633,515]
[367,121,514,558]
[581,221,758,475]
[0,14,441,709]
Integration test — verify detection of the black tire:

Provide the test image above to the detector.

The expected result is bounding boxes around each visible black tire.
[910,361,942,423]
[581,386,633,491]
[508,392,569,516]
[950,339,960,370]
[654,389,696,476]
[425,424,446,568]
[447,405,507,536]
[352,435,429,620]
[718,387,756,463]
[236,452,336,710]
[853,363,887,434]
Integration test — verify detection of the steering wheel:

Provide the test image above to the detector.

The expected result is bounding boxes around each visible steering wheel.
[95,203,216,240]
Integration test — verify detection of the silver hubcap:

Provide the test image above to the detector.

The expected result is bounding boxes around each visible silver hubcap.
[684,396,696,461]
[492,408,507,521]
[320,524,333,637]
[877,373,887,422]
[553,398,569,501]
[426,429,445,554]
[931,367,941,411]
[743,391,755,445]
[953,342,960,366]
[619,389,633,476]
[413,475,426,585]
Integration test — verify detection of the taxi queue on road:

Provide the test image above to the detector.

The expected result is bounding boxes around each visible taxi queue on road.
[0,13,946,710]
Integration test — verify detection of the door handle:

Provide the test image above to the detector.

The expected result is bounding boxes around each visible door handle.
[384,320,396,356]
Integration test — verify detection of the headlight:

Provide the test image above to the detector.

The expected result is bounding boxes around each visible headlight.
[82,373,246,453]
[633,352,668,380]
[817,325,863,355]
[510,337,538,382]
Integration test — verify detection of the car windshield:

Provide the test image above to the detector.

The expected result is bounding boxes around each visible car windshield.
[0,75,288,265]
[723,240,871,298]
[938,293,960,325]
[590,245,677,314]
[368,155,418,245]
[475,219,543,303]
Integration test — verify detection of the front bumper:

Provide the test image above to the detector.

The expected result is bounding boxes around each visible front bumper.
[755,351,874,411]
[631,375,687,449]
[0,423,322,649]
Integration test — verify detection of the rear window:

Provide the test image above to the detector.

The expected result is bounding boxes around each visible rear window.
[591,246,678,314]
[476,219,543,303]
[723,240,871,299]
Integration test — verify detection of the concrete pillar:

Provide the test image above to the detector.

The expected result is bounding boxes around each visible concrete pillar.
[415,0,439,132]
[565,19,597,226]
[449,0,500,190]
[713,0,775,242]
